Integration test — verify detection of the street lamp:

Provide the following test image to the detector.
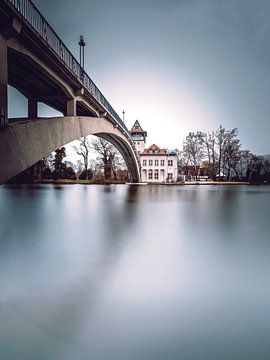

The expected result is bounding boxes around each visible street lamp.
[79,35,86,69]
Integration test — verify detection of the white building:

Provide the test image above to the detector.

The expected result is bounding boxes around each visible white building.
[130,121,178,183]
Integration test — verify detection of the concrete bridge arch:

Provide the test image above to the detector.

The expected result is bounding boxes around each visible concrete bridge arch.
[0,116,140,184]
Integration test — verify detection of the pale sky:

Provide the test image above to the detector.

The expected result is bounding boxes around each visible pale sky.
[9,0,270,154]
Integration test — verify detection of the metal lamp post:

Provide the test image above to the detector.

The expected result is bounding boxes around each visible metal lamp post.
[79,35,86,69]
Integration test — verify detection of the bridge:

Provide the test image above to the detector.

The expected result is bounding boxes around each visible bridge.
[0,0,140,184]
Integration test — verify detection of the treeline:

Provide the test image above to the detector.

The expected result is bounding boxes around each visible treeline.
[176,126,270,183]
[10,137,129,183]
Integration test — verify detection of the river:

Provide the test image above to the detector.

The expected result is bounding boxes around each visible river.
[0,184,270,359]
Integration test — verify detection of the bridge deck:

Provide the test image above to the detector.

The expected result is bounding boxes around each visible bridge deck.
[0,0,129,133]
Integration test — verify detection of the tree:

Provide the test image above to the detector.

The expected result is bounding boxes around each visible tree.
[262,159,270,183]
[90,138,125,179]
[171,148,189,179]
[216,126,239,180]
[235,150,250,180]
[197,131,217,179]
[223,138,241,180]
[73,136,91,180]
[65,166,77,180]
[248,154,265,183]
[53,147,67,179]
[183,132,205,179]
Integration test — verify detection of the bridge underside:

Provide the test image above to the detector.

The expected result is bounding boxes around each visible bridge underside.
[8,48,95,117]
[0,116,140,184]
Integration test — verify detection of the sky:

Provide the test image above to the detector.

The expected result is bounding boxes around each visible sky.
[9,0,270,154]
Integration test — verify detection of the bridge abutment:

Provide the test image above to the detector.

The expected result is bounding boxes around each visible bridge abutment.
[0,34,8,129]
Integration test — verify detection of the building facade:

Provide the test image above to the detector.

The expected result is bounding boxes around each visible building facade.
[130,121,178,183]
[140,144,178,183]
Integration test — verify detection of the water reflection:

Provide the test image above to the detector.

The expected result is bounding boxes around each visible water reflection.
[0,185,270,360]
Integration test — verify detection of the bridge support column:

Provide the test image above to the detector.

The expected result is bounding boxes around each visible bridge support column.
[66,98,76,116]
[0,35,8,129]
[28,98,38,119]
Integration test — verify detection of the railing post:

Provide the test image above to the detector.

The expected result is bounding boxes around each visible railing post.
[0,34,8,129]
[28,98,38,119]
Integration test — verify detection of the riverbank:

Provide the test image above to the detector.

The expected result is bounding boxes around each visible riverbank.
[6,179,262,185]
[180,181,251,185]
[36,179,127,185]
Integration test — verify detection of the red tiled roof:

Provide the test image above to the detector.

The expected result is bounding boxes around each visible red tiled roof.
[141,144,167,155]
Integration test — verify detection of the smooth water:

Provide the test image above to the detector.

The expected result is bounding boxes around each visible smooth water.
[0,184,270,360]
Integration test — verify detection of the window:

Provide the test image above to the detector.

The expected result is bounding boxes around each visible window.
[148,169,153,180]
[160,160,165,166]
[137,142,140,145]
[155,159,159,166]
[143,159,147,166]
[168,159,173,167]
[149,160,153,166]
[168,173,173,180]
[154,169,159,180]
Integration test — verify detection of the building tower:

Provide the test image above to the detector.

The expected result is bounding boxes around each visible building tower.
[130,120,147,155]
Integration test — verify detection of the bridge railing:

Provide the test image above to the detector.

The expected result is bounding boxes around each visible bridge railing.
[6,0,129,133]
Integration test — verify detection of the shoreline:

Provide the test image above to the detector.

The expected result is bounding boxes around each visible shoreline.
[5,179,270,186]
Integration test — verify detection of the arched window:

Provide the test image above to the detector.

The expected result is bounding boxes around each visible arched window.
[148,169,153,180]
[154,169,159,180]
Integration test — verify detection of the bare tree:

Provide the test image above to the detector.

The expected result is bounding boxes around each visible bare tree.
[216,126,239,180]
[248,154,265,183]
[183,132,205,179]
[235,150,250,179]
[90,137,125,180]
[197,131,217,179]
[172,148,189,178]
[223,138,241,180]
[73,136,91,180]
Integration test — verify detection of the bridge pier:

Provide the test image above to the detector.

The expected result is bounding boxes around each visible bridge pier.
[28,99,38,119]
[66,98,77,116]
[0,34,8,129]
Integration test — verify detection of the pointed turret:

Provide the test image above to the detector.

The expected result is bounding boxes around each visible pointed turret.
[130,120,147,154]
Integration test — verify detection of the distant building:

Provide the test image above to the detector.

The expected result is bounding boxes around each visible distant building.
[130,120,147,155]
[130,121,178,183]
[140,144,178,183]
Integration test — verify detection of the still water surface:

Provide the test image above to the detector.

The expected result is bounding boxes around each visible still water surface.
[0,184,270,360]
